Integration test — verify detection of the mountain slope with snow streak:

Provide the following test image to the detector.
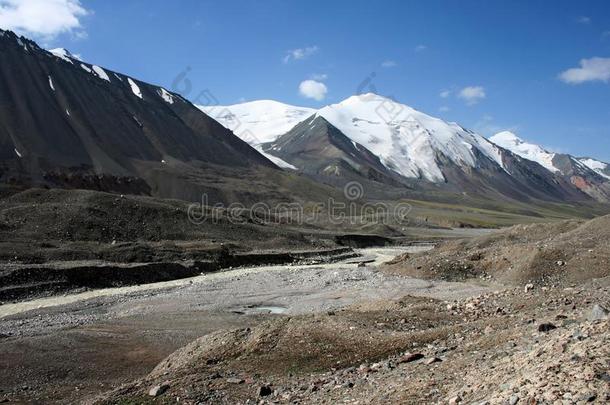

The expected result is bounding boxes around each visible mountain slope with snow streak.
[0,28,279,203]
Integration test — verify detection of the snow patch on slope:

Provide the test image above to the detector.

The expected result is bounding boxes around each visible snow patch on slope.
[14,148,22,158]
[92,65,110,82]
[490,131,559,173]
[48,48,80,63]
[80,63,92,73]
[255,146,298,170]
[316,94,506,182]
[127,78,143,99]
[158,88,174,104]
[48,76,55,91]
[199,100,316,145]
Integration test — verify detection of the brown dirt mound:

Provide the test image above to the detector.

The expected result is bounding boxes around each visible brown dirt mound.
[385,215,610,286]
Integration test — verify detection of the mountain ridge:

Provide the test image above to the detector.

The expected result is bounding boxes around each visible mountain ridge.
[205,96,606,203]
[0,29,301,205]
[492,131,610,201]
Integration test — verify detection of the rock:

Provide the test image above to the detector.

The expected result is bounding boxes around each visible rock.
[398,353,424,363]
[425,357,442,365]
[448,395,461,404]
[524,283,534,293]
[508,394,519,405]
[588,304,609,321]
[579,393,596,402]
[148,382,170,397]
[227,378,244,384]
[538,323,557,333]
[357,262,366,268]
[556,260,565,266]
[259,385,273,397]
[357,364,370,374]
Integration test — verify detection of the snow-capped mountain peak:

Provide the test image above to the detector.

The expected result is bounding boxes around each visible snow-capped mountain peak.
[199,100,316,145]
[490,131,610,188]
[490,131,560,173]
[315,93,506,181]
[579,157,610,180]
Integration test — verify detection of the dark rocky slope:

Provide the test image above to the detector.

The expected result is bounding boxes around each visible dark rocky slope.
[0,30,297,204]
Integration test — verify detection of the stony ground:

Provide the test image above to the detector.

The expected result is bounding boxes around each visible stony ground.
[3,215,610,404]
[98,280,609,404]
[0,247,494,404]
[386,215,610,286]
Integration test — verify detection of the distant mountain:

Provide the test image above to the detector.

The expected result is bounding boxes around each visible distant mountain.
[491,131,610,202]
[199,100,316,170]
[313,94,509,183]
[211,94,596,203]
[262,114,406,187]
[577,158,610,180]
[199,100,315,145]
[490,131,560,173]
[0,29,287,203]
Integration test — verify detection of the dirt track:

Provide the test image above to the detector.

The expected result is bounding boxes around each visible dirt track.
[0,246,494,404]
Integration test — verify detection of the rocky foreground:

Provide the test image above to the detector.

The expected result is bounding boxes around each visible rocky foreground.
[96,216,610,404]
[98,279,609,404]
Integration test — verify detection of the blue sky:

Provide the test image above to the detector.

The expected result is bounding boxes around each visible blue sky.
[2,0,610,161]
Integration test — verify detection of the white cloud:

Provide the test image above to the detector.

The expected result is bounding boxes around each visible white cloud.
[414,44,427,52]
[283,45,318,63]
[0,0,88,39]
[381,60,397,68]
[298,79,327,101]
[439,90,451,98]
[310,73,328,81]
[559,57,610,84]
[439,106,450,112]
[458,86,486,105]
[576,16,591,24]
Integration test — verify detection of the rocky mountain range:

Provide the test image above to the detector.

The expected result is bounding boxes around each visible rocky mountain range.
[491,131,610,201]
[203,95,610,203]
[0,29,342,205]
[1,28,609,209]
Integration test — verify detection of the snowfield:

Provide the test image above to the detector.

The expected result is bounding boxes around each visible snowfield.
[199,100,316,145]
